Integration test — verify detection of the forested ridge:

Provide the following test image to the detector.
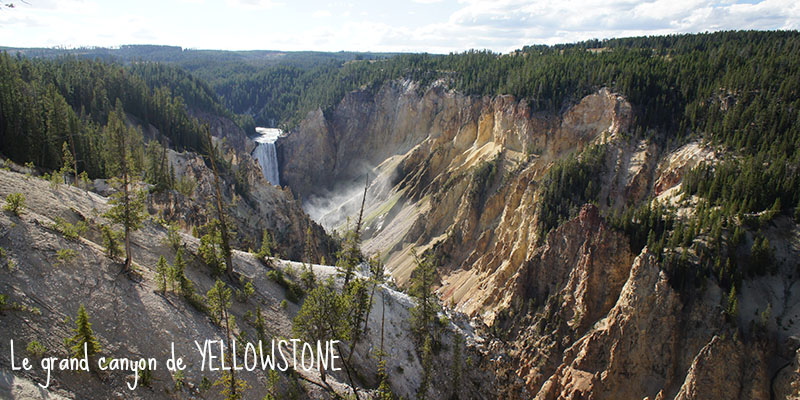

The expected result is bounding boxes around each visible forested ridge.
[2,31,799,296]
[0,53,246,179]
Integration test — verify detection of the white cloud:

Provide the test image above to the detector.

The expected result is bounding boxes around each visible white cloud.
[1,0,797,53]
[225,0,282,10]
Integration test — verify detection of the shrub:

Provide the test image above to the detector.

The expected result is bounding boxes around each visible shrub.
[163,223,182,250]
[236,280,255,303]
[51,217,87,241]
[267,269,304,303]
[137,363,153,387]
[255,229,274,265]
[175,175,196,197]
[3,193,25,216]
[100,224,123,260]
[56,249,77,265]
[26,340,46,358]
[173,370,185,391]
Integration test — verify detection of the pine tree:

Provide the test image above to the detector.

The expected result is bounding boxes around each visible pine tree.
[199,221,225,276]
[304,226,316,265]
[59,141,74,185]
[292,278,350,383]
[263,370,280,400]
[408,250,440,342]
[253,306,269,345]
[173,247,192,296]
[255,229,273,261]
[375,354,394,400]
[203,129,233,277]
[68,304,101,360]
[155,256,169,293]
[100,224,122,260]
[417,336,434,400]
[206,279,240,398]
[103,101,146,273]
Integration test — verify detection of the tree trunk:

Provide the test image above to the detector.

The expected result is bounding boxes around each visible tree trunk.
[122,137,132,273]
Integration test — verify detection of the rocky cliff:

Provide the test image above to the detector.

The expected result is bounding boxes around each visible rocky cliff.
[276,79,800,399]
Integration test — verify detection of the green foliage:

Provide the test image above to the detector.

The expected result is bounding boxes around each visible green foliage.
[335,221,362,288]
[263,369,281,400]
[213,360,250,400]
[173,369,185,392]
[0,53,222,175]
[375,355,394,400]
[299,265,317,292]
[3,192,25,216]
[50,216,87,241]
[684,156,799,228]
[56,248,77,265]
[163,223,182,250]
[252,306,271,345]
[198,220,226,276]
[469,154,499,203]
[254,229,274,262]
[236,280,255,303]
[417,336,434,400]
[725,285,739,322]
[175,175,197,196]
[206,279,232,327]
[344,278,370,344]
[173,247,194,298]
[749,235,775,276]
[59,141,76,185]
[408,250,442,345]
[758,303,772,332]
[266,269,304,303]
[137,363,153,387]
[301,226,317,266]
[536,145,606,240]
[200,376,212,392]
[155,256,170,293]
[26,340,46,358]
[67,304,101,359]
[608,201,673,255]
[292,277,350,347]
[144,139,174,192]
[100,224,123,260]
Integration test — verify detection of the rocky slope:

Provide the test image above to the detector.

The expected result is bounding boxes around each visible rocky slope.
[0,167,492,399]
[277,79,800,398]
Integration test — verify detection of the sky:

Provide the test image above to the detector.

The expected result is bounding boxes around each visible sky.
[1,0,798,53]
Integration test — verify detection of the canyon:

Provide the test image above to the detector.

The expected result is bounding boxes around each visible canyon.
[276,79,800,398]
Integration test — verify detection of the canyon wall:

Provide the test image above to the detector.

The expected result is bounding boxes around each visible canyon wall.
[277,80,800,399]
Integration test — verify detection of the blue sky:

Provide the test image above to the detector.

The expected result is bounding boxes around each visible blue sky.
[1,0,798,53]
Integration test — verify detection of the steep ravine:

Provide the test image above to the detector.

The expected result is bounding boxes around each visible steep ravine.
[276,79,800,399]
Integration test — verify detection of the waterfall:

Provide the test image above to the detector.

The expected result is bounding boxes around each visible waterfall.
[253,127,281,186]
